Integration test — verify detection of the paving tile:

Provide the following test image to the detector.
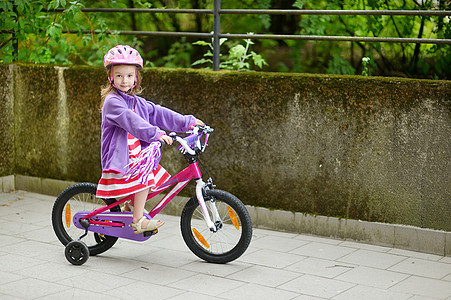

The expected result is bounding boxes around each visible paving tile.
[439,256,451,264]
[292,296,327,300]
[0,253,46,272]
[387,247,443,261]
[279,274,355,298]
[39,289,122,300]
[0,195,12,205]
[407,296,442,300]
[339,240,392,253]
[2,197,37,209]
[76,255,147,276]
[18,227,60,243]
[253,227,298,238]
[2,190,451,300]
[0,206,22,218]
[0,292,24,300]
[388,258,451,279]
[338,249,406,269]
[250,235,309,252]
[129,247,201,268]
[332,284,412,300]
[121,262,197,285]
[239,249,306,269]
[0,234,26,247]
[107,239,164,261]
[13,261,88,282]
[105,280,184,299]
[180,260,250,277]
[284,257,354,278]
[0,217,42,235]
[32,245,69,264]
[294,234,343,245]
[290,241,356,260]
[227,265,301,287]
[0,270,26,285]
[0,278,68,299]
[219,283,299,300]
[2,208,51,226]
[334,266,409,289]
[390,276,451,299]
[1,240,61,259]
[167,273,245,296]
[170,291,225,300]
[58,271,135,293]
[147,231,189,251]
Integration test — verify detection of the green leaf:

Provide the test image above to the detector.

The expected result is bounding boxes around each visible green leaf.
[251,52,267,69]
[192,58,212,66]
[293,0,307,9]
[193,40,210,46]
[228,45,246,59]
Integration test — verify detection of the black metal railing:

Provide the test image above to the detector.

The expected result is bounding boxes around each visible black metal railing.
[12,0,451,70]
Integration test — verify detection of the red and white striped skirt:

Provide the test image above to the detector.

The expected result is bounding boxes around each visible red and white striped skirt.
[96,164,170,198]
[96,132,170,198]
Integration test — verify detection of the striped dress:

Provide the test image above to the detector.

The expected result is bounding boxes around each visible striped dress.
[96,132,171,198]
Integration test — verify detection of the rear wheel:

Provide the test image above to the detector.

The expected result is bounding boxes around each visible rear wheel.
[52,183,120,256]
[180,189,252,263]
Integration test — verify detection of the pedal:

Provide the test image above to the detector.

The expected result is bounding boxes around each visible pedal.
[143,229,158,237]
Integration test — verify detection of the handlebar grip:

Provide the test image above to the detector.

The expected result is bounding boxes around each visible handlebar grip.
[175,136,197,155]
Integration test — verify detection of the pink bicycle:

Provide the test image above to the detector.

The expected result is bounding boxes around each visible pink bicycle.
[51,125,252,265]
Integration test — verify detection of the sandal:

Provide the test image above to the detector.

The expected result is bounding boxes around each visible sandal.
[130,216,165,234]
[121,200,149,214]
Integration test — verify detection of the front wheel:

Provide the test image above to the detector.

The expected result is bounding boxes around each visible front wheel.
[180,189,252,263]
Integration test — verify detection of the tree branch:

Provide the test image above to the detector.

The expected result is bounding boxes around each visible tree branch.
[384,0,406,63]
[129,0,138,31]
[411,16,425,72]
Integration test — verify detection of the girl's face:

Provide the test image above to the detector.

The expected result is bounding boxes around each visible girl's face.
[112,64,137,92]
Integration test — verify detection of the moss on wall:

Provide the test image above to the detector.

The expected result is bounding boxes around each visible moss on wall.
[13,65,61,178]
[1,64,450,231]
[0,65,15,176]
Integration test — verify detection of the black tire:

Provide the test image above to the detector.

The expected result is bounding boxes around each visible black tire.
[52,182,120,256]
[180,189,252,263]
[65,240,89,265]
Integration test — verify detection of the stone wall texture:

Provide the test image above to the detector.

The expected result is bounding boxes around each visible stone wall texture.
[1,64,450,231]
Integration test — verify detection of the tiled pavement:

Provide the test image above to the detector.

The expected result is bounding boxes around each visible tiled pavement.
[0,190,450,299]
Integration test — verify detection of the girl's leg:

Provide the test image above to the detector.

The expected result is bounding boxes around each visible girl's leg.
[132,188,164,230]
[132,188,149,224]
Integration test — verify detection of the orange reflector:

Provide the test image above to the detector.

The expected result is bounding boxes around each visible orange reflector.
[65,203,71,228]
[227,206,240,230]
[192,228,209,248]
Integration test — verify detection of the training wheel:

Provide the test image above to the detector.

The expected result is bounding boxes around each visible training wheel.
[65,240,89,265]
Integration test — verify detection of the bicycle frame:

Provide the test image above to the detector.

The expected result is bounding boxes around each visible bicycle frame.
[80,160,217,233]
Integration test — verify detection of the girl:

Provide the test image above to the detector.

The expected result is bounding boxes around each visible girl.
[96,45,204,234]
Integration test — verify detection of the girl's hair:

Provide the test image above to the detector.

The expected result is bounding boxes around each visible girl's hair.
[100,66,143,110]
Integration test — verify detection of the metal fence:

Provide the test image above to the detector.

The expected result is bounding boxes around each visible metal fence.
[22,1,451,70]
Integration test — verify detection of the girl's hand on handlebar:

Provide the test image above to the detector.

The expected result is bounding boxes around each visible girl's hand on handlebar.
[159,134,173,145]
[189,118,205,129]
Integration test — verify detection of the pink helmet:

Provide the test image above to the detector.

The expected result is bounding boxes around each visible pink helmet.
[103,45,143,70]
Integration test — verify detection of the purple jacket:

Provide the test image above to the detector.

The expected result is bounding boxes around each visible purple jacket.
[100,90,195,174]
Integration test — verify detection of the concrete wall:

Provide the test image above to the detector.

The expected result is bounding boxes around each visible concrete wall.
[1,64,450,231]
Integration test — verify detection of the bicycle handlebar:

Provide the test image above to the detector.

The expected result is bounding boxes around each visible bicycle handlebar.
[171,125,214,156]
[175,136,197,155]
